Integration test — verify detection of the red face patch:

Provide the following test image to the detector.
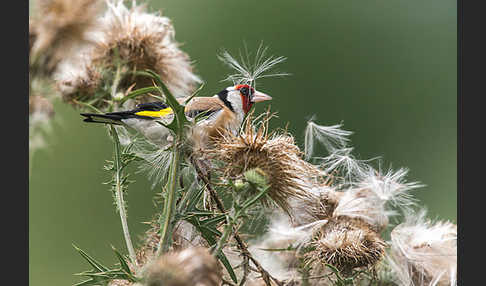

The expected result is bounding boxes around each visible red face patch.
[235,84,255,114]
[241,94,253,114]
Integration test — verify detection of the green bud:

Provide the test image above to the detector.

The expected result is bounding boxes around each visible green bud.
[244,168,268,187]
[113,92,124,101]
[233,179,247,191]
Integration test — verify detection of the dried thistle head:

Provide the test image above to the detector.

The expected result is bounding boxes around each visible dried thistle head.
[144,247,221,286]
[29,97,54,149]
[246,214,318,283]
[108,279,135,286]
[296,187,342,225]
[332,187,391,233]
[332,167,422,232]
[29,95,55,119]
[388,209,457,286]
[56,0,201,109]
[29,19,37,55]
[207,110,325,214]
[305,217,386,274]
[30,0,103,76]
[29,92,56,153]
[55,63,104,107]
[135,216,207,268]
[29,73,62,157]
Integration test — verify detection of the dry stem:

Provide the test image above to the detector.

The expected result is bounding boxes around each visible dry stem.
[192,159,283,286]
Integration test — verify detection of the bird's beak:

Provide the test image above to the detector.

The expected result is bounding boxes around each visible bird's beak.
[251,90,272,102]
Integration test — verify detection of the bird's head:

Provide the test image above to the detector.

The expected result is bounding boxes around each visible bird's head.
[217,84,272,116]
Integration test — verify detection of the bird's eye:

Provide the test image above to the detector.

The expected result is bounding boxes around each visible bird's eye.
[240,87,249,96]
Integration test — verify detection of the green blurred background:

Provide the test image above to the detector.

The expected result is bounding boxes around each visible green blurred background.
[29,0,456,285]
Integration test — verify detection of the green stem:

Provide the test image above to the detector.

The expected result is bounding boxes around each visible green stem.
[110,126,137,269]
[156,144,181,255]
[212,213,236,258]
[212,183,269,256]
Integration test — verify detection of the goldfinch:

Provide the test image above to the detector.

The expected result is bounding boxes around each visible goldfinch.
[80,84,272,147]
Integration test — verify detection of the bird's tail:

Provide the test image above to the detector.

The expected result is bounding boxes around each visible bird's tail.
[80,113,126,125]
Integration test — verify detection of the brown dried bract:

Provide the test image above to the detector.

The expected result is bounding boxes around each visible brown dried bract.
[207,110,325,215]
[30,0,103,76]
[145,247,221,286]
[305,217,386,275]
[56,1,201,110]
[29,95,54,117]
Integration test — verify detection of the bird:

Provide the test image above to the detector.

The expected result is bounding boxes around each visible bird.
[80,84,272,147]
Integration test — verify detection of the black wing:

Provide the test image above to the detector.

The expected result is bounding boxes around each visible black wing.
[134,101,168,111]
[81,101,169,124]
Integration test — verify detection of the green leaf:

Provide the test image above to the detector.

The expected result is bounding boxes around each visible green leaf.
[184,82,205,105]
[193,109,213,124]
[200,214,227,227]
[217,252,238,284]
[198,224,223,238]
[119,86,160,105]
[240,185,270,211]
[111,246,134,277]
[72,244,109,273]
[72,99,103,114]
[72,244,138,286]
[186,186,205,211]
[186,210,218,217]
[325,264,348,285]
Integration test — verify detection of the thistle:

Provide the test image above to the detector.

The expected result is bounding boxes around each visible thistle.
[144,247,222,286]
[207,110,325,214]
[305,217,387,275]
[29,0,103,77]
[29,94,55,153]
[55,0,201,110]
[388,209,457,286]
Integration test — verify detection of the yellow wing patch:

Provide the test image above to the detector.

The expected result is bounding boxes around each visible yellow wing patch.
[135,107,173,118]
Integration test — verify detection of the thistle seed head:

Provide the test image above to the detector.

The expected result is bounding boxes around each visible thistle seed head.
[29,95,55,119]
[144,247,221,286]
[332,167,422,232]
[29,79,57,152]
[388,209,457,286]
[305,217,386,274]
[207,111,325,214]
[56,0,201,109]
[108,279,134,286]
[136,217,208,267]
[30,0,104,76]
[300,187,342,224]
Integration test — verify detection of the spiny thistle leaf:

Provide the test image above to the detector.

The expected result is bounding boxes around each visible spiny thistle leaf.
[118,86,160,105]
[72,244,137,286]
[200,214,227,228]
[73,244,109,273]
[183,82,205,105]
[241,184,271,211]
[111,245,136,279]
